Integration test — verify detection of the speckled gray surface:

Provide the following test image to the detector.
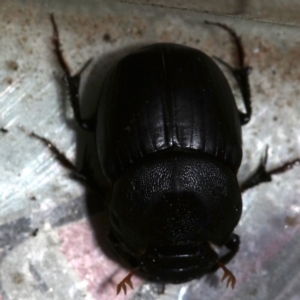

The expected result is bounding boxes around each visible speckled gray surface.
[0,0,300,300]
[119,0,300,26]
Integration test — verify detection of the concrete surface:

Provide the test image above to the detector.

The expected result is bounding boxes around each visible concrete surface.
[0,0,300,299]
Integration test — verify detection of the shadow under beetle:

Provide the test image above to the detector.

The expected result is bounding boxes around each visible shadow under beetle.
[37,14,300,295]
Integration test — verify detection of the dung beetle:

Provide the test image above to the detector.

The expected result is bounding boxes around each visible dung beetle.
[38,14,299,295]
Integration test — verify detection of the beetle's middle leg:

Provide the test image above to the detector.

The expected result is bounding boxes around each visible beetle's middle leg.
[204,21,252,126]
[209,233,240,273]
[50,13,95,131]
[241,147,300,192]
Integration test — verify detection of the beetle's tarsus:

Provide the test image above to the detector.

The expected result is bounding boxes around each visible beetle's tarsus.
[268,156,300,175]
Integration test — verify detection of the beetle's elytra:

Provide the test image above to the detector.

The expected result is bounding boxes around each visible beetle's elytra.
[36,14,299,295]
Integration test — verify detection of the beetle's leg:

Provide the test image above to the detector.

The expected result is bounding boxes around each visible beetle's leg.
[30,132,77,171]
[210,234,239,289]
[210,233,240,273]
[30,132,93,183]
[116,267,139,295]
[219,233,240,265]
[204,21,252,125]
[30,132,108,209]
[241,146,300,192]
[50,13,95,131]
[218,262,236,289]
[240,146,271,191]
[267,158,300,175]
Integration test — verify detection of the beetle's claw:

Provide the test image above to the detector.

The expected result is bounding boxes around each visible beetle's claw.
[116,268,138,295]
[218,262,236,289]
[116,275,133,295]
[221,269,236,289]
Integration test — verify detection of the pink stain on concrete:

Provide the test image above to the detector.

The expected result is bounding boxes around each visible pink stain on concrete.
[58,220,142,300]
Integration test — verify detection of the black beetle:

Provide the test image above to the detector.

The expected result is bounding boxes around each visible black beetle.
[37,14,299,295]
[49,15,249,293]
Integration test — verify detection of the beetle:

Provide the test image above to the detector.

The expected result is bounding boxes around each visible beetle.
[34,14,299,295]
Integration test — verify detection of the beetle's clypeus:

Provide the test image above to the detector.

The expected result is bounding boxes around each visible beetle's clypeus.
[33,14,299,295]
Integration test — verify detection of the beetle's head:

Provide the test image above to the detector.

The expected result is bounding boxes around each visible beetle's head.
[108,151,241,286]
[139,241,218,283]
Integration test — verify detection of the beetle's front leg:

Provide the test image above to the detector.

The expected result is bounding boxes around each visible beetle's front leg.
[210,234,239,288]
[50,13,95,131]
[219,233,240,265]
[209,233,240,273]
[241,147,300,192]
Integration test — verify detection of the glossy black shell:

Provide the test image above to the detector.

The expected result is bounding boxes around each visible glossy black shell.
[96,43,242,183]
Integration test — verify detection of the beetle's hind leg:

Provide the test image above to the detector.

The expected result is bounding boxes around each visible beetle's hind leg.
[241,146,300,192]
[50,13,95,131]
[30,131,100,187]
[204,21,252,125]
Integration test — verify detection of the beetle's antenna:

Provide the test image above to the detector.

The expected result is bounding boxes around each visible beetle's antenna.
[116,267,139,295]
